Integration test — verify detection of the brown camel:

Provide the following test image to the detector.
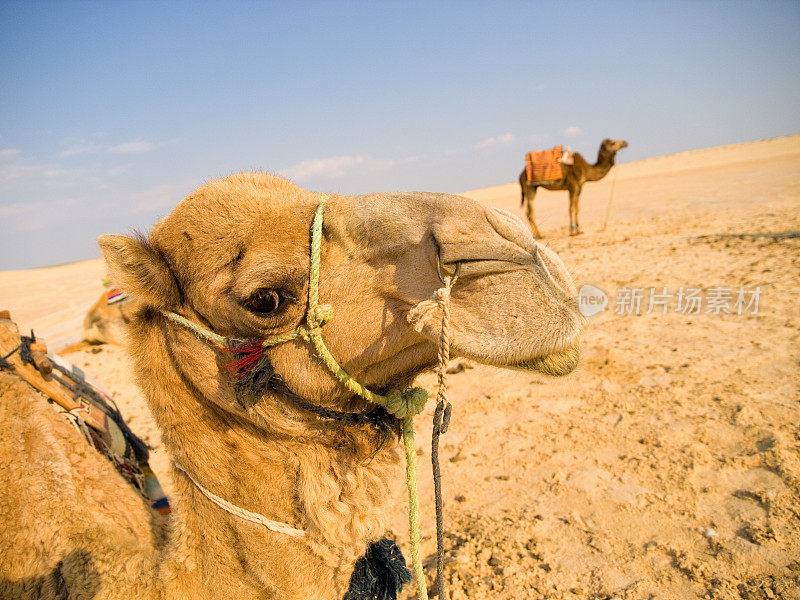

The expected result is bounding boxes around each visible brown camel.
[83,289,139,345]
[0,173,584,599]
[519,138,628,237]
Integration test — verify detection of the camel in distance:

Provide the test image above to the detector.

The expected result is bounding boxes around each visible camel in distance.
[519,138,628,237]
[83,288,138,346]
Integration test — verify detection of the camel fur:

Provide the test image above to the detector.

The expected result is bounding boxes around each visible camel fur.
[519,138,628,237]
[0,173,584,599]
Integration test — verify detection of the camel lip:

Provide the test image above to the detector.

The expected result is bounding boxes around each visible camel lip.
[512,343,581,377]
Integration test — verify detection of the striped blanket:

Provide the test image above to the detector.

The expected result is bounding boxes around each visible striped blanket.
[525,145,564,183]
[103,277,130,306]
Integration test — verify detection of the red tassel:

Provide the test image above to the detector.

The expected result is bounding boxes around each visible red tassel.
[225,339,265,378]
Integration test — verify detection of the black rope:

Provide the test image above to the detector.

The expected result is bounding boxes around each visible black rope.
[19,330,36,366]
[268,372,393,431]
[431,399,452,598]
[227,343,395,441]
[0,344,20,370]
[690,230,800,242]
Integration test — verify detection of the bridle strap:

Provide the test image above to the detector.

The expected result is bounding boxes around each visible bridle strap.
[266,369,391,429]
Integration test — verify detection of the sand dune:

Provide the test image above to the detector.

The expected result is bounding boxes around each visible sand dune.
[1,135,799,598]
[0,258,106,351]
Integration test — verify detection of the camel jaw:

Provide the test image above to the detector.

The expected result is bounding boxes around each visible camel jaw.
[513,344,581,376]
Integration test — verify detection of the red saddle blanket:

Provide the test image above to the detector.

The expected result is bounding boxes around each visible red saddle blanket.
[525,145,564,183]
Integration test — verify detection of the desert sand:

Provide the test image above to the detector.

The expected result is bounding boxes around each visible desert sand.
[1,135,798,599]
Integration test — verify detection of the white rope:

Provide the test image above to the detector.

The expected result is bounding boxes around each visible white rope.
[174,462,305,538]
[601,164,619,232]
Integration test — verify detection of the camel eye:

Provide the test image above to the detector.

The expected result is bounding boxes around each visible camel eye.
[245,289,285,315]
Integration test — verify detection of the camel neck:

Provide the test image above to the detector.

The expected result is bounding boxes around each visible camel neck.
[134,321,396,599]
[587,147,616,181]
[158,399,316,598]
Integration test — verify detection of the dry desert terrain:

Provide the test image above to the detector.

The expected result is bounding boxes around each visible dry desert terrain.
[1,135,799,599]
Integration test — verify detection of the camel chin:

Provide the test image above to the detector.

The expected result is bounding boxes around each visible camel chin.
[455,341,582,377]
[514,344,581,376]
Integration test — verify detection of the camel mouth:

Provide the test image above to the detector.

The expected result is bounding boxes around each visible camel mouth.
[513,344,581,377]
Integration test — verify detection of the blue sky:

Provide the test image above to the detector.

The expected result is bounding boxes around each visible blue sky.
[1,1,798,269]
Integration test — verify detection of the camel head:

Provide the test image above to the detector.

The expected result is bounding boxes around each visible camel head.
[82,289,139,345]
[602,138,629,153]
[98,173,583,424]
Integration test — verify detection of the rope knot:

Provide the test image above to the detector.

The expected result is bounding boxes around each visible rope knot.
[407,278,454,334]
[407,300,439,333]
[382,387,428,418]
[309,304,334,328]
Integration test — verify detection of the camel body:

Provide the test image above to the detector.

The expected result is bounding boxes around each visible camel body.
[519,138,628,237]
[0,173,583,599]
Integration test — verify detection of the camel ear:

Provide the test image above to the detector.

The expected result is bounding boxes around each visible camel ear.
[98,234,181,309]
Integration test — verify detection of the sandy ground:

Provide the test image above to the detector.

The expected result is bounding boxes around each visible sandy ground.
[1,135,798,598]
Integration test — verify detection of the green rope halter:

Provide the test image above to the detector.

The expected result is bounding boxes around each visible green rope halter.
[163,198,430,599]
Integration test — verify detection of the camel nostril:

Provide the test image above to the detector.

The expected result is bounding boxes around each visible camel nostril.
[436,254,461,285]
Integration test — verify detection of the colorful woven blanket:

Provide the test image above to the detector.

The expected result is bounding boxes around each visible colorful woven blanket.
[106,288,129,306]
[103,277,130,306]
[525,145,565,183]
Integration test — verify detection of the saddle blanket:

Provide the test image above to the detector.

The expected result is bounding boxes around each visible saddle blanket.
[103,277,130,306]
[525,145,565,183]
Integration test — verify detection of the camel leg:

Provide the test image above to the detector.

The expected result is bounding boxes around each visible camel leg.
[523,185,542,239]
[568,185,583,236]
